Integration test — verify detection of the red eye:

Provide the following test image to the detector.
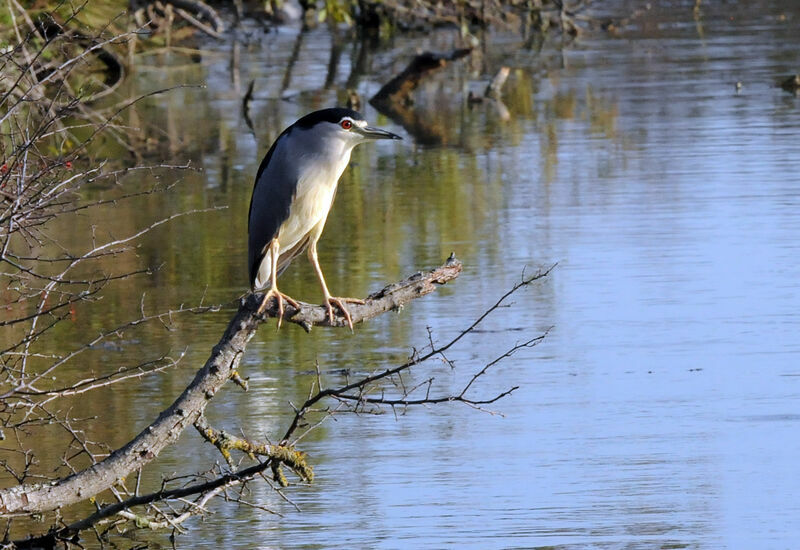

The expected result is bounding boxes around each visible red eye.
[341,119,352,130]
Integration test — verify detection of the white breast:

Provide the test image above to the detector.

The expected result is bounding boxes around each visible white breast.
[277,128,353,251]
[252,125,356,290]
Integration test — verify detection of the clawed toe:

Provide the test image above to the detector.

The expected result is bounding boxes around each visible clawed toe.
[257,288,299,329]
[324,296,361,330]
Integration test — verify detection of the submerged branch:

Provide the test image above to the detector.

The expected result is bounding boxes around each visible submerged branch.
[370,49,472,145]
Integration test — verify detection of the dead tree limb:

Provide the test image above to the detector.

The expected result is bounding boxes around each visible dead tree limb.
[258,253,462,331]
[131,0,225,38]
[369,49,472,145]
[371,49,472,106]
[0,256,462,516]
[193,415,313,484]
[468,66,511,121]
[18,450,301,548]
[11,260,553,549]
[281,262,554,441]
[168,0,225,34]
[780,74,800,94]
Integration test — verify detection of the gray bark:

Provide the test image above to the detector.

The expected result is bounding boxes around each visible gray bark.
[0,256,462,515]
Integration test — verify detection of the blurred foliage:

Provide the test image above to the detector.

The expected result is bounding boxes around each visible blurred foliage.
[2,0,582,46]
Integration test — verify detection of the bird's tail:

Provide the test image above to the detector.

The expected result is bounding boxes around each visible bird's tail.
[252,248,273,291]
[251,240,307,291]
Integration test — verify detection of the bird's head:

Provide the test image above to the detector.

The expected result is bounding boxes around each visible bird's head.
[293,108,402,150]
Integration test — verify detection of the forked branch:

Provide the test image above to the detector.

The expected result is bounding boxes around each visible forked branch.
[0,256,462,517]
[282,263,555,442]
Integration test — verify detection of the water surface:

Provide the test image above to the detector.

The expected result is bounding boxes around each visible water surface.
[10,2,800,548]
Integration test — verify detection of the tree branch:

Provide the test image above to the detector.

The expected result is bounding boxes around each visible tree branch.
[0,256,462,516]
[193,415,312,484]
[255,253,462,330]
[281,262,553,441]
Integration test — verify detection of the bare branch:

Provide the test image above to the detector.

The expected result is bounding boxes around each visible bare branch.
[0,257,462,516]
[281,262,554,441]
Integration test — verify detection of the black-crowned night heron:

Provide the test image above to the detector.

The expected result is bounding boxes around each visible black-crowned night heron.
[248,108,401,328]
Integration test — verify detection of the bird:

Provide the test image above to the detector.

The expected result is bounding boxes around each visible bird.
[248,107,402,329]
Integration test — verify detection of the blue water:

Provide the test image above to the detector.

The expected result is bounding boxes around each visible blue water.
[85,4,800,548]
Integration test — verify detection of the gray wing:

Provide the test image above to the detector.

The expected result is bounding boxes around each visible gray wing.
[248,132,296,289]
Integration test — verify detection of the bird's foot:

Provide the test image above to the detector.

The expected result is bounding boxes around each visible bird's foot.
[324,296,365,331]
[258,288,300,329]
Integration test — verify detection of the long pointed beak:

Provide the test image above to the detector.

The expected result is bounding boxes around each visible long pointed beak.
[358,126,402,140]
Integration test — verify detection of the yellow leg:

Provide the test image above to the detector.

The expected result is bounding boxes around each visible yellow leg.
[257,240,299,329]
[307,242,364,330]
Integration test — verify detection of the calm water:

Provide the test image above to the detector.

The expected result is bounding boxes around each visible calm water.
[9,2,800,548]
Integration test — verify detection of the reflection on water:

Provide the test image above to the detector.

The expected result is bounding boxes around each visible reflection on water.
[6,1,800,547]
